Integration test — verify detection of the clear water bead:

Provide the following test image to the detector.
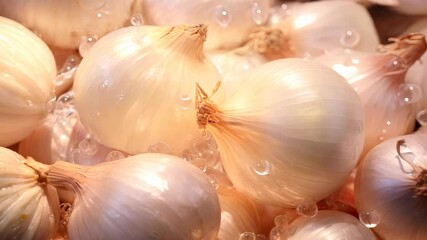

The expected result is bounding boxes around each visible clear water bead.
[256,234,267,240]
[252,160,272,176]
[106,151,125,161]
[416,108,427,126]
[147,142,171,154]
[79,138,99,156]
[251,2,269,25]
[274,215,289,226]
[55,91,75,119]
[79,35,98,57]
[269,226,288,240]
[296,201,318,217]
[214,5,232,27]
[190,158,208,172]
[76,0,106,11]
[178,94,192,109]
[240,232,256,240]
[397,83,422,106]
[130,13,144,26]
[340,29,360,48]
[359,211,380,228]
[207,174,219,189]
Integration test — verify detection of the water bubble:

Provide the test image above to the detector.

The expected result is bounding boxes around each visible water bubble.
[101,80,109,89]
[178,94,192,109]
[208,174,219,189]
[55,91,75,119]
[340,29,360,48]
[116,94,125,103]
[240,232,256,240]
[106,151,125,161]
[296,201,318,217]
[269,225,288,240]
[416,109,427,126]
[274,215,289,226]
[147,142,171,154]
[397,83,422,106]
[251,160,272,176]
[190,158,208,172]
[130,13,144,26]
[79,138,99,156]
[76,0,106,11]
[214,5,232,27]
[191,228,203,239]
[359,210,380,228]
[26,100,33,107]
[256,234,267,240]
[56,55,79,86]
[251,2,268,25]
[79,35,98,57]
[182,148,199,162]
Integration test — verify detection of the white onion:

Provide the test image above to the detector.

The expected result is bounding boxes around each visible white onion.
[314,33,426,157]
[142,0,272,50]
[0,16,56,147]
[355,134,427,239]
[73,24,224,155]
[0,147,59,240]
[286,210,376,240]
[0,0,138,49]
[273,0,379,57]
[29,153,222,239]
[197,58,364,207]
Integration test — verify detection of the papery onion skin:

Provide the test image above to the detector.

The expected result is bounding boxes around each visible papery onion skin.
[0,147,59,240]
[287,210,377,240]
[142,0,271,50]
[73,24,223,155]
[0,17,56,147]
[276,0,379,57]
[46,153,221,240]
[355,134,427,240]
[198,58,364,207]
[217,187,260,240]
[0,0,138,49]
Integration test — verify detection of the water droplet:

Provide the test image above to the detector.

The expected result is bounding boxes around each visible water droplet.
[131,13,144,26]
[45,96,56,114]
[106,151,125,161]
[79,138,99,156]
[101,80,109,89]
[274,215,289,226]
[269,225,288,240]
[190,158,208,172]
[178,94,192,109]
[55,91,75,119]
[251,2,268,25]
[296,201,318,217]
[417,109,427,126]
[76,0,106,11]
[56,67,78,87]
[384,56,405,72]
[340,29,360,48]
[117,94,125,103]
[397,83,422,106]
[147,142,171,154]
[251,160,272,176]
[191,228,203,240]
[214,5,232,27]
[26,99,33,107]
[256,234,267,240]
[240,232,256,240]
[208,174,219,189]
[359,210,380,228]
[79,35,98,57]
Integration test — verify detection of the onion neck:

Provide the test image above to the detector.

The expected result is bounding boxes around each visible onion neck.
[47,161,87,194]
[156,24,207,61]
[244,27,293,60]
[196,82,222,129]
[25,157,50,184]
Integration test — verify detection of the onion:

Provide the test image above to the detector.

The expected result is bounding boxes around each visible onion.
[142,0,271,50]
[284,210,376,240]
[0,16,56,147]
[355,134,427,239]
[73,24,224,155]
[314,33,427,157]
[0,147,59,239]
[196,58,364,207]
[0,0,139,49]
[25,153,221,239]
